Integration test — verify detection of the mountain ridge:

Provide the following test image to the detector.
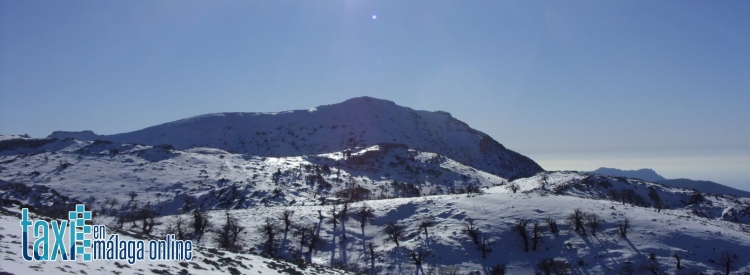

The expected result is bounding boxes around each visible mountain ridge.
[591,167,665,182]
[591,167,750,197]
[49,96,543,179]
[658,178,750,198]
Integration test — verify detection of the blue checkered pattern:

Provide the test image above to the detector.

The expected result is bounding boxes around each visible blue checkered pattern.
[69,204,92,261]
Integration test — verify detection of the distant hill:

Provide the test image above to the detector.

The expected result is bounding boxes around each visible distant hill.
[658,178,750,197]
[591,167,665,182]
[592,167,750,197]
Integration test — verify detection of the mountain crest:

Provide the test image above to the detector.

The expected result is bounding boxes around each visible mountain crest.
[48,97,542,179]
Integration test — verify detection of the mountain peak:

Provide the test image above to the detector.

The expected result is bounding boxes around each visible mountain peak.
[48,97,543,179]
[337,96,396,106]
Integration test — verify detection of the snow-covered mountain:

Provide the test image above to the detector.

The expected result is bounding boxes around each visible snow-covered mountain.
[592,167,750,198]
[49,97,542,180]
[658,178,750,198]
[2,98,750,274]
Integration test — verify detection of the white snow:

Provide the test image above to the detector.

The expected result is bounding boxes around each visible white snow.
[1,97,748,274]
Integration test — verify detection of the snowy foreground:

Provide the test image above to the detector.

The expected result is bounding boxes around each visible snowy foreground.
[3,187,749,274]
[151,192,750,274]
[0,205,354,275]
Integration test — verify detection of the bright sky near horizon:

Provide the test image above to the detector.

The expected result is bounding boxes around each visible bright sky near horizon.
[1,1,749,189]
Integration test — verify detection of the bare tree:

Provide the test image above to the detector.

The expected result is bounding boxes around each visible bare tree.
[339,203,350,239]
[531,220,542,251]
[509,183,520,194]
[340,203,349,221]
[673,252,681,270]
[368,243,376,270]
[116,212,127,229]
[168,215,187,240]
[192,210,209,237]
[584,213,602,236]
[127,206,139,228]
[137,203,157,235]
[409,246,431,273]
[215,212,245,251]
[258,218,282,257]
[128,191,138,202]
[353,205,375,232]
[329,205,338,229]
[102,197,118,215]
[546,216,559,233]
[464,220,481,245]
[478,236,493,258]
[418,216,436,239]
[514,219,529,252]
[383,221,405,247]
[618,218,630,238]
[281,210,294,233]
[307,227,323,254]
[568,208,586,235]
[716,251,737,275]
[294,224,315,253]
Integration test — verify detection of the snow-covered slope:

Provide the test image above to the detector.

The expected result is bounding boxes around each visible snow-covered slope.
[2,137,750,274]
[5,176,747,275]
[0,138,508,216]
[48,97,542,179]
[0,204,354,275]
[2,137,748,224]
[104,185,750,274]
[509,172,750,224]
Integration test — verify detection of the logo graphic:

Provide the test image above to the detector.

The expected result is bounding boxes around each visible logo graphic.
[20,204,192,264]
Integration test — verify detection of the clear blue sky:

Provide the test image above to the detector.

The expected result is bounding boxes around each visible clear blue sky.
[1,1,749,188]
